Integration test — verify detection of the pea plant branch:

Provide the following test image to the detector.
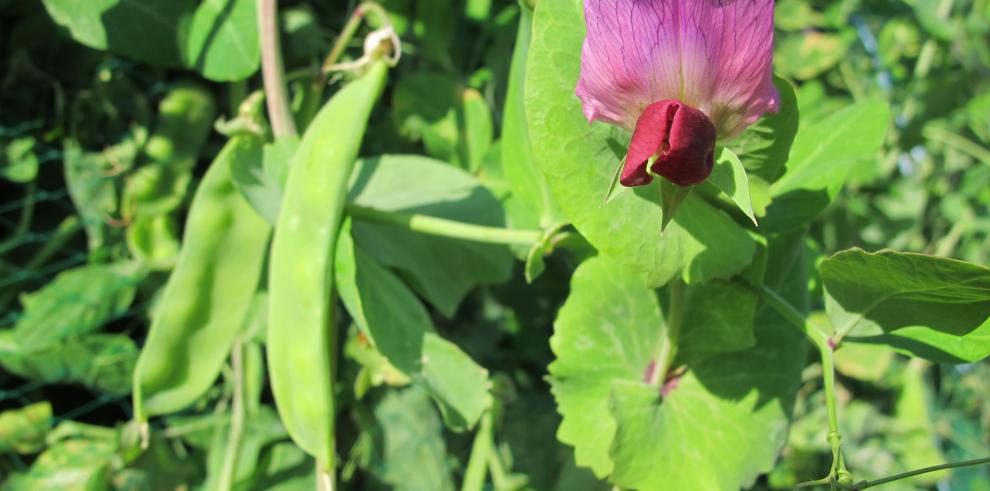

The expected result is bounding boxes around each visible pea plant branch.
[257,0,297,138]
[758,285,990,490]
[346,204,543,246]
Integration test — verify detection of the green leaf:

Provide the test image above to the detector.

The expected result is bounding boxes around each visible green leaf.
[3,137,40,183]
[363,388,455,491]
[9,263,140,348]
[202,407,288,490]
[41,0,188,67]
[888,361,948,485]
[823,249,990,362]
[184,0,260,81]
[348,155,512,316]
[727,76,800,182]
[336,222,489,431]
[392,74,492,170]
[0,333,140,395]
[524,223,569,284]
[764,99,889,232]
[0,402,52,454]
[659,178,692,232]
[1,425,117,491]
[63,140,119,253]
[774,31,853,80]
[858,318,990,364]
[500,4,562,228]
[525,0,756,287]
[248,442,316,491]
[823,249,990,336]
[910,0,956,41]
[706,148,757,225]
[677,279,759,361]
[41,0,259,81]
[549,255,803,489]
[415,333,490,431]
[412,0,454,69]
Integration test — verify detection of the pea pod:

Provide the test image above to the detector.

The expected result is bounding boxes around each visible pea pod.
[124,83,216,218]
[267,60,388,470]
[133,134,271,420]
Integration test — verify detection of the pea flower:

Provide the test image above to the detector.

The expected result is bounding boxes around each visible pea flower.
[576,0,779,187]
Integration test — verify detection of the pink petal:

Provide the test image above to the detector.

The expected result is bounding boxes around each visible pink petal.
[576,0,779,139]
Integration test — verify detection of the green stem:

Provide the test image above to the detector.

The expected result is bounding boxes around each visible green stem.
[258,0,297,138]
[756,284,826,346]
[217,338,246,491]
[0,182,36,256]
[318,4,367,86]
[0,216,82,309]
[228,81,248,119]
[757,285,849,488]
[849,456,990,490]
[923,126,990,166]
[651,279,685,386]
[346,205,542,245]
[317,467,334,491]
[820,337,849,484]
[161,415,226,439]
[461,410,493,491]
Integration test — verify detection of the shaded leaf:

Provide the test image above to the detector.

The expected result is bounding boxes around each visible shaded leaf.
[0,401,52,454]
[823,249,990,363]
[348,155,512,316]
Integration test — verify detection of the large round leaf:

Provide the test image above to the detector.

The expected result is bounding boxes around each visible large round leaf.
[549,255,804,490]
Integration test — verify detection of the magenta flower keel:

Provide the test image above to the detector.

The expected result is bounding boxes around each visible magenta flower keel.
[576,0,779,187]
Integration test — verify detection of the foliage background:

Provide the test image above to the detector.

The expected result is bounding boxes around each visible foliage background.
[0,0,988,489]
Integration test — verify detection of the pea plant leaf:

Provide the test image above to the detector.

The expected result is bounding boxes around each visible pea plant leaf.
[0,402,52,455]
[727,76,800,182]
[707,147,758,225]
[7,263,140,348]
[822,249,990,362]
[501,3,563,229]
[41,0,260,81]
[347,155,513,317]
[392,74,493,171]
[764,98,890,232]
[548,255,804,489]
[360,388,456,491]
[336,221,489,431]
[183,0,261,81]
[525,0,757,287]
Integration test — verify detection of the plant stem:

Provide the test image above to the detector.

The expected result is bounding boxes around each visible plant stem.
[923,126,990,166]
[0,182,36,256]
[850,456,990,490]
[258,0,297,138]
[217,338,246,491]
[317,467,334,491]
[758,284,850,488]
[346,204,542,245]
[461,410,493,491]
[0,216,81,309]
[756,284,827,346]
[819,336,847,482]
[651,279,684,386]
[317,5,366,86]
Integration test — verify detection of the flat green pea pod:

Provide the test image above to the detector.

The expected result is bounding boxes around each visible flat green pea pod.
[267,60,388,474]
[133,134,271,422]
[124,83,216,218]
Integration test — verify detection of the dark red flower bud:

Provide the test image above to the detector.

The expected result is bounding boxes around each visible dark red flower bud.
[619,100,717,188]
